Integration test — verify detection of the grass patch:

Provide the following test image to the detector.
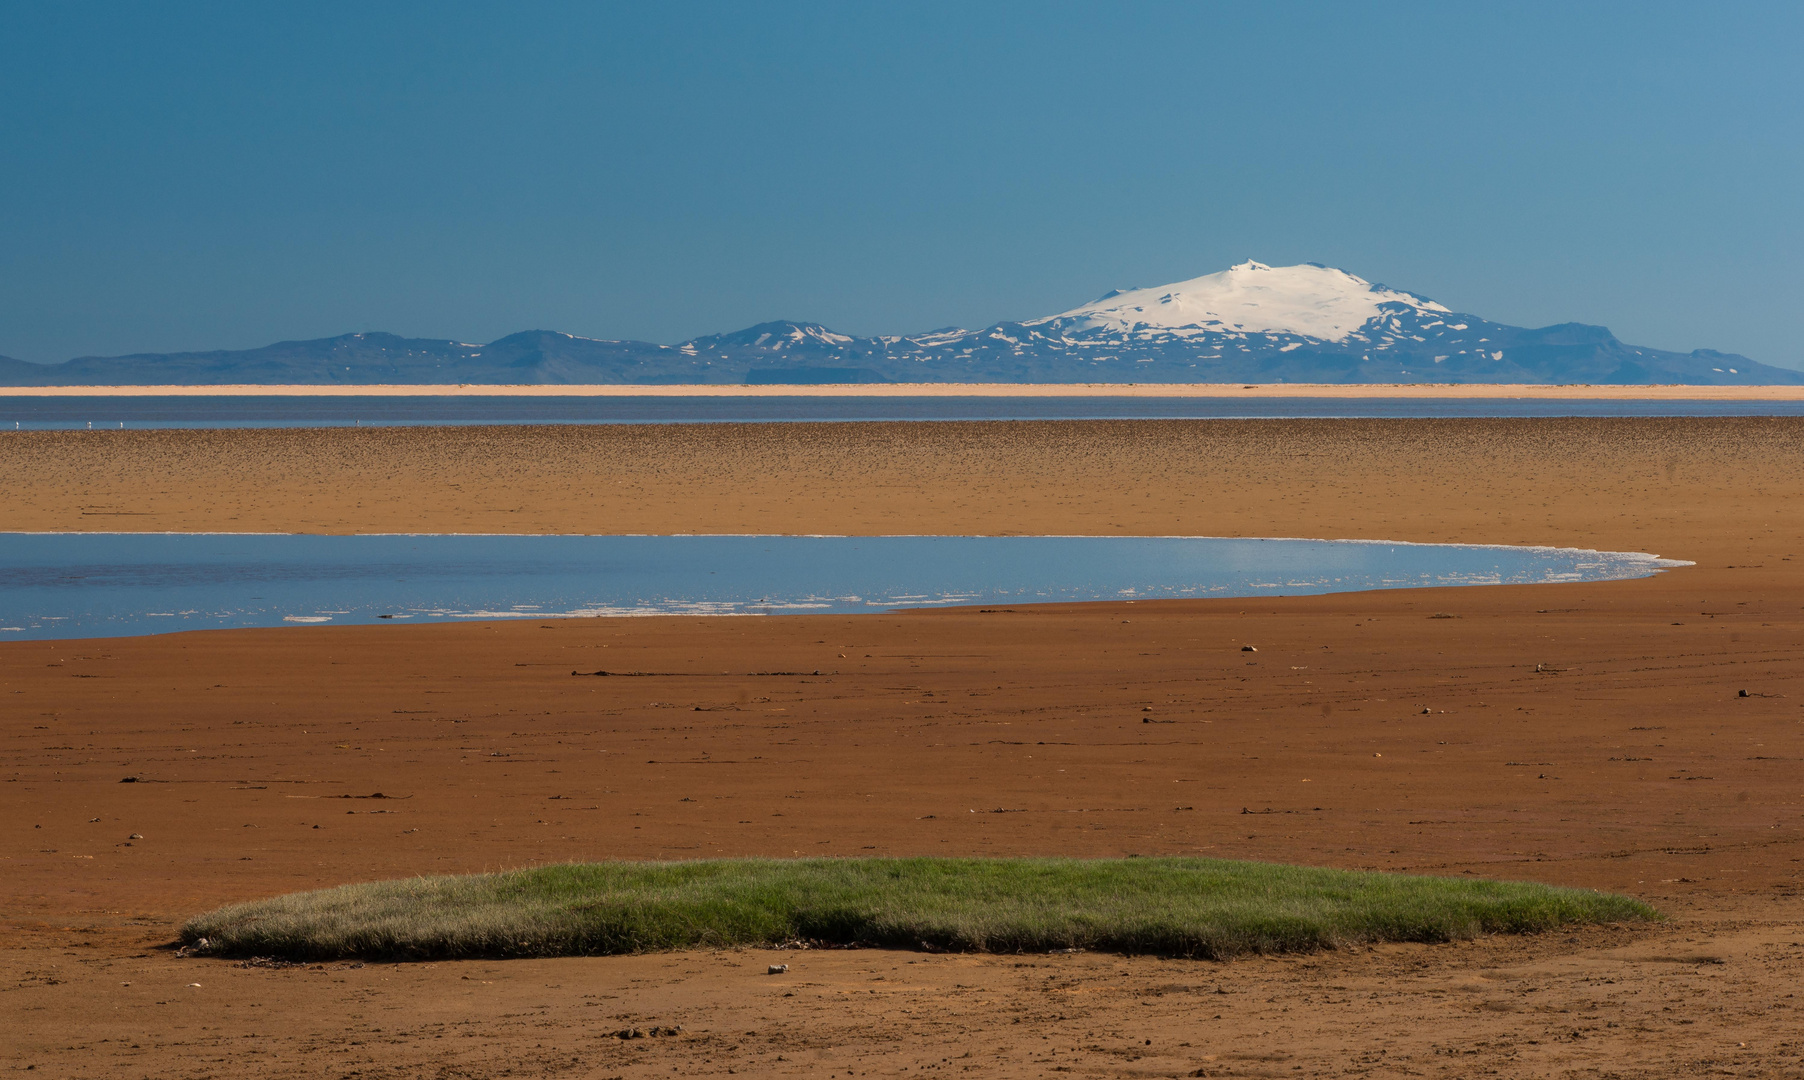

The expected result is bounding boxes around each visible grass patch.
[181,857,1656,962]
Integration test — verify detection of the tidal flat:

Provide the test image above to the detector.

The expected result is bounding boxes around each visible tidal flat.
[4,416,1803,1077]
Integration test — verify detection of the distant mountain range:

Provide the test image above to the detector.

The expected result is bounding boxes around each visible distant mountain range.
[3,261,1796,386]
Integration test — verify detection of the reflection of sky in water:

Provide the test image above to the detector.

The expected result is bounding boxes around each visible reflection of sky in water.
[0,533,1690,641]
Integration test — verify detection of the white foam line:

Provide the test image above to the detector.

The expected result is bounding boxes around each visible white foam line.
[7,383,1804,400]
[0,529,1695,566]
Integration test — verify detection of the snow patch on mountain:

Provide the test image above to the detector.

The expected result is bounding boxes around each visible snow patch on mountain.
[1041,260,1450,342]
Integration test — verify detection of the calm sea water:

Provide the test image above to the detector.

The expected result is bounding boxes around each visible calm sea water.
[4,394,1804,429]
[0,533,1687,641]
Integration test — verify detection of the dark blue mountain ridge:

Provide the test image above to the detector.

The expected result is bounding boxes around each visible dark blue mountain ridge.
[1,262,1795,385]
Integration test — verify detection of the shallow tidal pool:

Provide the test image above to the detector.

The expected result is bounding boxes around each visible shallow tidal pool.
[0,532,1688,641]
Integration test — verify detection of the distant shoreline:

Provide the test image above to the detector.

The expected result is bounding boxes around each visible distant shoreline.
[7,382,1804,400]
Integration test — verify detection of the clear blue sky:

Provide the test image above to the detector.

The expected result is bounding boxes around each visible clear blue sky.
[2,1,1800,367]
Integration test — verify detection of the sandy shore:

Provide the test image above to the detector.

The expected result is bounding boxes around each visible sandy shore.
[3,417,1802,551]
[5,380,1804,398]
[5,417,1804,1077]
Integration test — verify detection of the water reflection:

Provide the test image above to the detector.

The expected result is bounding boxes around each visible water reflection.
[0,533,1688,641]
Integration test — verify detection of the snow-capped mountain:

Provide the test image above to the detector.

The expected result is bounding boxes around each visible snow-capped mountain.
[1043,261,1450,341]
[1,261,1795,385]
[866,261,1795,384]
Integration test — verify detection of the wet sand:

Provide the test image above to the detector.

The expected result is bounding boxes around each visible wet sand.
[5,418,1804,1077]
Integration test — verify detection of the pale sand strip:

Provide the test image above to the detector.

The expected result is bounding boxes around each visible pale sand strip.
[5,381,1804,399]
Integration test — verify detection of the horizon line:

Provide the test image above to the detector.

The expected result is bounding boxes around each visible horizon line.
[6,383,1804,401]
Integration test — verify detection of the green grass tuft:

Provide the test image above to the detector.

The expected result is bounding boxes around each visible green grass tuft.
[181,857,1657,962]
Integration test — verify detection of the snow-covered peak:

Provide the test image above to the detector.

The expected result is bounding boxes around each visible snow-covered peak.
[1039,260,1450,343]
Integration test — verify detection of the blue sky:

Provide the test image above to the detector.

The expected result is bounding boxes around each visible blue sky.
[2,1,1800,367]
